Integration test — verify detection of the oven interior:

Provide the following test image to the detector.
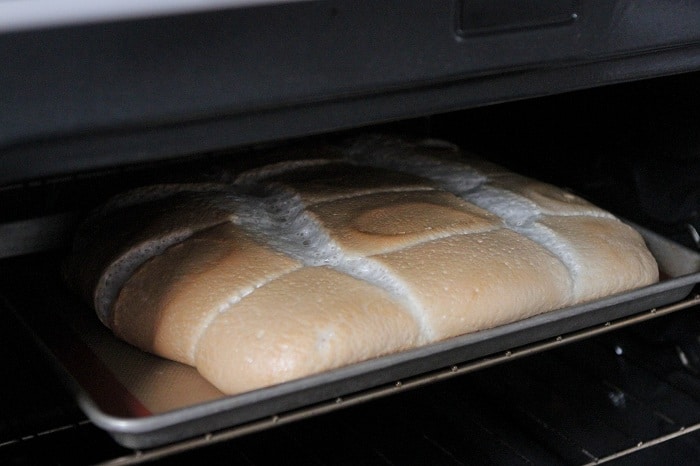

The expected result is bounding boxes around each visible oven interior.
[2,67,700,465]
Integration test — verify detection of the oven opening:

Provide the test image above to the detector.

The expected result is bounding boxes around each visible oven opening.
[2,68,700,465]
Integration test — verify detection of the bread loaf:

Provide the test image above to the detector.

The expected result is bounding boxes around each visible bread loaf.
[64,135,659,395]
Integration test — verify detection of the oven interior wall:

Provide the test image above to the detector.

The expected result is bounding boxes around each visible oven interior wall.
[1,70,700,464]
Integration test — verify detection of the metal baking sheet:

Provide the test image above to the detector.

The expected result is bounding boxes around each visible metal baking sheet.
[2,224,700,450]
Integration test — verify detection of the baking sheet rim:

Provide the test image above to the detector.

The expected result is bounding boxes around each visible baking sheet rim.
[81,275,700,435]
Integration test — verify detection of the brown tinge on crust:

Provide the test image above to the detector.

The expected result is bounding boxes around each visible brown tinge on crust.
[65,136,660,395]
[306,190,502,256]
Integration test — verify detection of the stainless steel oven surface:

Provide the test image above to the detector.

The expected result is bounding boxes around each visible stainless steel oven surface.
[2,1,700,464]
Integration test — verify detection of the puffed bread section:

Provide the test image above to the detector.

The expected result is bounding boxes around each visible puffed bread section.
[305,190,502,256]
[194,266,421,394]
[535,215,660,301]
[486,172,616,218]
[371,229,574,340]
[345,139,659,308]
[465,172,659,301]
[64,186,239,326]
[113,223,302,366]
[239,161,436,205]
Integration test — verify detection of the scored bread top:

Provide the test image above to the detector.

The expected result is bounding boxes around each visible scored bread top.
[113,223,302,365]
[306,190,501,256]
[64,134,659,394]
[64,185,242,326]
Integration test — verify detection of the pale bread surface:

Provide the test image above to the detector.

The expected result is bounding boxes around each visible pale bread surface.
[113,223,301,365]
[535,215,660,301]
[372,229,574,339]
[194,266,421,394]
[65,187,240,325]
[306,190,502,256]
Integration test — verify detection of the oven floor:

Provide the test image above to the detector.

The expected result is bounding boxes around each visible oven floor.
[1,299,700,465]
